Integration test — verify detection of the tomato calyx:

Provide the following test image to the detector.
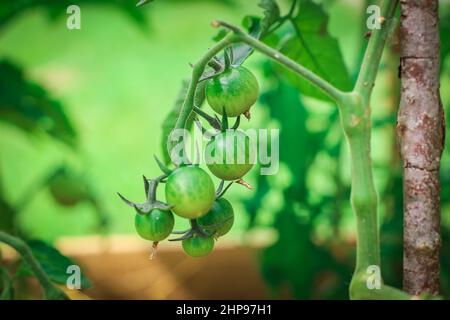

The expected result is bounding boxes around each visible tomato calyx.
[170,211,232,242]
[118,175,172,215]
[117,155,180,214]
[193,105,241,133]
[198,57,226,83]
[154,155,173,176]
[169,218,213,241]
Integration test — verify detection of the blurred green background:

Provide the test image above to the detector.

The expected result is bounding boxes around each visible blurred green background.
[1,0,450,299]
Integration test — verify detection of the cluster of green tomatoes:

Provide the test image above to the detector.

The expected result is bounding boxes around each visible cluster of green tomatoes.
[119,64,259,258]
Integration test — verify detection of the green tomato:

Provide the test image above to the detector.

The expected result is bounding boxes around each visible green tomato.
[198,198,234,237]
[206,66,259,117]
[206,130,254,181]
[165,166,215,219]
[182,236,214,258]
[49,174,87,207]
[134,209,174,242]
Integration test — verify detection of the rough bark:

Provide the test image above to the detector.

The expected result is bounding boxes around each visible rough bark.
[397,0,444,295]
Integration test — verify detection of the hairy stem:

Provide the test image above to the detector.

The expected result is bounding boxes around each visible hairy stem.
[0,232,68,300]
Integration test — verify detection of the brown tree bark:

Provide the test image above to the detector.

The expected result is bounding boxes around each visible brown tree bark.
[397,0,444,296]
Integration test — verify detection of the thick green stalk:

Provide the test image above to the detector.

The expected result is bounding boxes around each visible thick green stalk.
[347,118,380,271]
[345,0,408,299]
[0,232,68,300]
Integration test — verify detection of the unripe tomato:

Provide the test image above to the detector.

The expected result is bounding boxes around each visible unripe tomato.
[182,236,214,257]
[134,209,174,241]
[165,166,215,219]
[205,130,254,181]
[49,174,87,207]
[198,198,234,237]
[206,66,259,117]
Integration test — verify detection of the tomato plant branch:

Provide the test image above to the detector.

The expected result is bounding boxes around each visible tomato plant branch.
[213,20,346,103]
[0,231,68,300]
[171,20,346,155]
[171,33,237,152]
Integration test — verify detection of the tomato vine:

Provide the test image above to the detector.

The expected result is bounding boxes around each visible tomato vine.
[120,0,415,299]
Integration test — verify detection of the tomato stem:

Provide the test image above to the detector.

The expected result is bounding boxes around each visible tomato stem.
[0,231,68,300]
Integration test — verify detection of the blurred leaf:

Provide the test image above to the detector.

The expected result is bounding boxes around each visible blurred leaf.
[18,240,91,289]
[0,0,149,30]
[440,11,450,64]
[0,60,77,147]
[372,114,396,128]
[212,0,276,51]
[260,62,328,194]
[227,15,262,66]
[277,0,351,101]
[248,61,350,298]
[259,0,280,32]
[261,204,347,299]
[0,195,16,234]
[243,173,270,228]
[229,0,281,66]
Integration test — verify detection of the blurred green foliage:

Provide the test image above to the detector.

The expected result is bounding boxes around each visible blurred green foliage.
[0,60,77,147]
[17,239,91,288]
[1,0,450,300]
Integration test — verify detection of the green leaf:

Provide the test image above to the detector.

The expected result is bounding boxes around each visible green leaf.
[0,60,78,148]
[259,62,327,192]
[278,0,351,101]
[229,16,262,66]
[18,240,92,289]
[259,0,280,32]
[230,0,280,66]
